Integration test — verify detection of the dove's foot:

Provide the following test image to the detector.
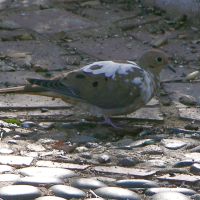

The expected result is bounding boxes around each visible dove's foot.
[102,117,121,129]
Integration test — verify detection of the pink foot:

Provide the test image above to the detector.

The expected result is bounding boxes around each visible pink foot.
[102,117,121,129]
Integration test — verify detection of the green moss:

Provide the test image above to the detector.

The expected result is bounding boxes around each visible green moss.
[4,118,22,126]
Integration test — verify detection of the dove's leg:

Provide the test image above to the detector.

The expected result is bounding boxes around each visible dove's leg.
[102,116,120,129]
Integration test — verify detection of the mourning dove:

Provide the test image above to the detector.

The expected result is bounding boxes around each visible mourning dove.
[0,49,171,127]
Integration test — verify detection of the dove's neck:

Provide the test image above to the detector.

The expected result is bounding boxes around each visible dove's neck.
[138,60,161,77]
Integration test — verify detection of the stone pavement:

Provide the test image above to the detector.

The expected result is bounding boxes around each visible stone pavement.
[0,0,200,199]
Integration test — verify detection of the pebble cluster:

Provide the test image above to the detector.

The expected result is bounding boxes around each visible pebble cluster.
[0,120,200,199]
[0,164,197,200]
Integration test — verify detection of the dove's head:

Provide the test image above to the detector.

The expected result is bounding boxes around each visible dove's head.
[138,49,169,75]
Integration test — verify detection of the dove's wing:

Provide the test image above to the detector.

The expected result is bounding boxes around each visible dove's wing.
[27,77,81,100]
[28,61,151,110]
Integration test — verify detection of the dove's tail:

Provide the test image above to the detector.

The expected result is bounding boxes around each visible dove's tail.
[0,78,80,103]
[0,85,61,98]
[0,86,26,93]
[0,85,49,93]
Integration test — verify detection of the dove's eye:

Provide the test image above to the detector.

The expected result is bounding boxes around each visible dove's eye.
[156,57,162,63]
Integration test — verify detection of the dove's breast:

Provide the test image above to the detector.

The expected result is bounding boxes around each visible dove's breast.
[131,70,158,104]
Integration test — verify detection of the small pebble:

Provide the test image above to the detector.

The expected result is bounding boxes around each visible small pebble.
[179,95,197,106]
[98,154,111,163]
[85,142,99,148]
[75,146,89,153]
[173,160,194,168]
[145,159,166,168]
[118,157,139,167]
[22,121,37,128]
[161,139,186,150]
[79,152,92,159]
[185,71,199,81]
[184,123,199,131]
[7,140,18,144]
[151,36,168,47]
[40,108,49,113]
[190,163,200,175]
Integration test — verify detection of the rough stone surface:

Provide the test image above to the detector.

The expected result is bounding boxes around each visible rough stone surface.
[35,197,66,200]
[0,155,33,166]
[151,192,190,200]
[6,8,97,34]
[0,185,41,200]
[35,197,67,200]
[94,166,157,177]
[71,178,107,189]
[14,176,63,186]
[116,179,158,189]
[161,139,187,150]
[36,161,89,170]
[94,187,141,200]
[146,188,196,196]
[0,174,20,182]
[50,185,86,199]
[157,174,200,183]
[19,167,76,178]
[0,165,14,173]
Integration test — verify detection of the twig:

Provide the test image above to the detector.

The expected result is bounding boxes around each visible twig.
[0,131,4,141]
[89,189,100,198]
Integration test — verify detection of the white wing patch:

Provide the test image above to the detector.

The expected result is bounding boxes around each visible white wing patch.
[82,61,140,79]
[131,77,143,85]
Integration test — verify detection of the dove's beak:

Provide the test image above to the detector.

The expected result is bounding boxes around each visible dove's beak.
[167,64,176,73]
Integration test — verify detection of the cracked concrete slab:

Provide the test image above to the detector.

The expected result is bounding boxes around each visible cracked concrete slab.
[125,107,163,121]
[0,41,76,71]
[0,71,42,86]
[164,82,200,104]
[0,94,69,108]
[69,37,147,60]
[5,8,97,34]
[179,108,200,121]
